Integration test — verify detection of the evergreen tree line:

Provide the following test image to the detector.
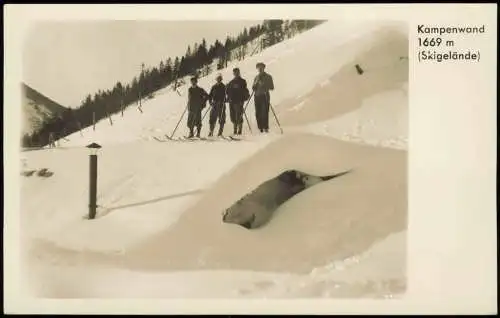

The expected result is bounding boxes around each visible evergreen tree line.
[23,19,325,147]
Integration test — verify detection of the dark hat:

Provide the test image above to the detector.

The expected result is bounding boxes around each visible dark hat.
[233,67,240,73]
[190,76,198,83]
[216,73,223,80]
[256,62,266,68]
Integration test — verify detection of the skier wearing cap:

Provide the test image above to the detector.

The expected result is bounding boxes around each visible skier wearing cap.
[187,76,209,138]
[208,74,227,137]
[252,62,274,133]
[226,67,250,135]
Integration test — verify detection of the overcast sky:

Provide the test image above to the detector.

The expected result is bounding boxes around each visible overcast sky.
[23,20,261,107]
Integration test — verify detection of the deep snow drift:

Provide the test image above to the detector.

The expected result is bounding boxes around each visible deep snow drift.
[20,19,408,298]
[117,134,407,274]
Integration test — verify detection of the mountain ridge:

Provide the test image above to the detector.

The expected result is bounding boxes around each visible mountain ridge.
[22,82,69,138]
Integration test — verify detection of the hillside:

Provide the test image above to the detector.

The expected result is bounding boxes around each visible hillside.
[20,19,408,299]
[21,83,69,137]
[23,20,323,148]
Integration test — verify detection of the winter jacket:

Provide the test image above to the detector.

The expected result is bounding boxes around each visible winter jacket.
[209,82,227,104]
[226,76,250,103]
[188,86,209,111]
[252,72,274,96]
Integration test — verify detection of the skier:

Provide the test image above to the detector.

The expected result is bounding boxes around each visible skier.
[187,76,209,138]
[252,62,274,133]
[226,67,250,135]
[208,74,227,137]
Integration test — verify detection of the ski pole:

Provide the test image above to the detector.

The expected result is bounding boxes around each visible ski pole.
[202,103,212,122]
[219,102,225,133]
[243,91,255,113]
[242,91,255,133]
[269,103,283,134]
[242,108,252,134]
[169,103,189,139]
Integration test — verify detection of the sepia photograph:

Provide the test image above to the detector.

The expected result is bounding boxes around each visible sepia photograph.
[4,3,498,314]
[18,18,410,299]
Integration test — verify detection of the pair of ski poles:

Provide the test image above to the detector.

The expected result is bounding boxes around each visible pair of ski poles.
[201,94,253,132]
[242,92,283,135]
[167,94,253,139]
[167,91,282,139]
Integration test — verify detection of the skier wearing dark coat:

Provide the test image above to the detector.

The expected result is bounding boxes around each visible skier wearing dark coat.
[187,76,209,138]
[226,68,250,135]
[252,62,274,133]
[208,74,227,137]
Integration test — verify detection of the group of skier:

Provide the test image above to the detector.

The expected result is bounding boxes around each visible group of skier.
[185,62,275,138]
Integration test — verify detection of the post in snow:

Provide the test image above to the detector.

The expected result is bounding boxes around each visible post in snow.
[138,62,145,113]
[86,142,102,220]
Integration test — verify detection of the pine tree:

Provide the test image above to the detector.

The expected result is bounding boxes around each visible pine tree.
[166,57,172,70]
[193,42,199,56]
[214,40,224,61]
[165,58,173,83]
[115,81,123,93]
[223,37,232,66]
[82,94,92,108]
[197,38,209,67]
[265,19,284,47]
[173,57,180,77]
[179,56,187,76]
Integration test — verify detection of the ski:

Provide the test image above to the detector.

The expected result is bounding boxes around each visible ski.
[153,136,166,142]
[153,135,185,142]
[209,135,237,142]
[181,136,207,141]
[153,136,170,142]
[205,136,224,142]
[207,135,240,141]
[154,135,206,142]
[152,134,243,142]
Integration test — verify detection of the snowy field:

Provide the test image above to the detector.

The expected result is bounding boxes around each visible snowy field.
[20,19,408,299]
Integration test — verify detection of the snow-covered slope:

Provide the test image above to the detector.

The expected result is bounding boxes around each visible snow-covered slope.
[301,82,408,150]
[59,19,407,147]
[25,231,406,299]
[20,19,408,299]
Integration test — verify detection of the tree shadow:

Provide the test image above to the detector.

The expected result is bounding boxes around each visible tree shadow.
[97,188,204,217]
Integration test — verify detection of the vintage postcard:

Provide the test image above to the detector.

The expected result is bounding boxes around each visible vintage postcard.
[3,3,497,315]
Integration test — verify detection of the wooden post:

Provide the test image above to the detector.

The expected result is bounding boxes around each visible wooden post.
[138,63,144,113]
[77,121,84,136]
[106,107,113,126]
[88,154,97,219]
[138,92,142,112]
[355,64,364,75]
[86,143,101,220]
